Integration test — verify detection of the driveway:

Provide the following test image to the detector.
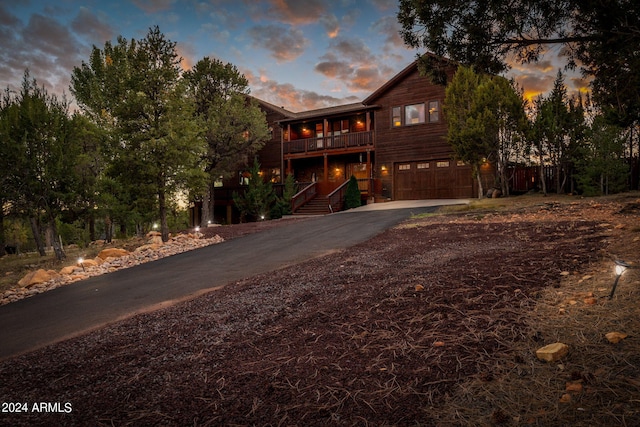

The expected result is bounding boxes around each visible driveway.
[0,200,467,360]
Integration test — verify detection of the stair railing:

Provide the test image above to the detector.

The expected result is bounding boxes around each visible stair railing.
[327,179,349,213]
[291,182,316,213]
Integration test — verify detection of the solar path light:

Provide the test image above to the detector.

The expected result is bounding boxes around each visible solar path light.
[609,260,631,299]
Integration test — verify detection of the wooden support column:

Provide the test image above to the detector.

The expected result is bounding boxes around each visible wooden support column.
[366,150,372,195]
[366,111,371,132]
[323,153,328,183]
[287,159,292,175]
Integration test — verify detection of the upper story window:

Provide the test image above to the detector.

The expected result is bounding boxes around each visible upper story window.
[392,101,439,127]
[405,103,425,125]
[392,107,402,127]
[428,101,440,122]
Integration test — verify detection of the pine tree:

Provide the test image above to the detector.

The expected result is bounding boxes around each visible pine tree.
[233,159,276,222]
[344,175,362,209]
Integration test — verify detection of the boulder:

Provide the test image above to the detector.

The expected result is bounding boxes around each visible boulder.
[536,342,569,362]
[18,269,59,288]
[148,235,163,245]
[81,259,99,268]
[60,265,79,275]
[97,248,130,260]
[134,243,162,253]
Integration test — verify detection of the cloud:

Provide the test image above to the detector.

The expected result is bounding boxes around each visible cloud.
[247,25,309,63]
[371,15,405,50]
[70,7,114,45]
[245,69,359,111]
[513,73,556,102]
[314,37,393,92]
[369,0,398,11]
[132,0,176,14]
[262,0,327,25]
[320,14,340,38]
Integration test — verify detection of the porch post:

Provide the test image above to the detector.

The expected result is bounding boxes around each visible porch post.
[366,111,371,131]
[287,159,292,175]
[366,149,372,195]
[323,153,328,183]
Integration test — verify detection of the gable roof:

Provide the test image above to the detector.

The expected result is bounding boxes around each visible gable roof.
[363,53,458,105]
[250,96,297,119]
[363,60,419,106]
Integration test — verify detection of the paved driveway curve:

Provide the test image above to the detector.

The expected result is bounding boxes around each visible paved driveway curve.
[0,201,464,360]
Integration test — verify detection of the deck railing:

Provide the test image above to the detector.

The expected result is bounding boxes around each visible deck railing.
[284,130,374,154]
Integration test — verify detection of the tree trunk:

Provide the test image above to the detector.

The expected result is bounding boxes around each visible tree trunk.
[538,143,547,195]
[474,163,484,199]
[105,215,113,243]
[29,216,46,256]
[89,215,96,242]
[158,186,169,242]
[0,202,5,257]
[200,181,215,227]
[48,218,66,260]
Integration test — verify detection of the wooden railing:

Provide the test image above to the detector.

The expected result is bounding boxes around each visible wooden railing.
[284,130,374,155]
[291,182,316,212]
[327,180,349,213]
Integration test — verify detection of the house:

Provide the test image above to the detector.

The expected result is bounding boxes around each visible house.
[211,56,489,224]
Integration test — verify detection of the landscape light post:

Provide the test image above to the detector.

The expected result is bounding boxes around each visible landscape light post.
[77,257,85,272]
[609,260,631,299]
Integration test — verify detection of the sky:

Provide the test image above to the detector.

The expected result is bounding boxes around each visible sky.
[0,0,587,113]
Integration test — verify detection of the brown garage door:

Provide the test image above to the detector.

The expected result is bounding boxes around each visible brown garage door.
[394,160,474,199]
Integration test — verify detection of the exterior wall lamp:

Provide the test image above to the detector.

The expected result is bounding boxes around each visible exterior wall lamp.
[609,260,631,299]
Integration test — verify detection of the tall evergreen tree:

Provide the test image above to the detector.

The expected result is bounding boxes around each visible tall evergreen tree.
[71,26,206,241]
[183,57,270,227]
[0,71,76,259]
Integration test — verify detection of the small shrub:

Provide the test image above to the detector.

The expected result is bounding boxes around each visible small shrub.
[344,175,361,209]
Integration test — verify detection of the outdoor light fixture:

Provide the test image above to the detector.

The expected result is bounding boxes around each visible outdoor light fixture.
[77,257,85,272]
[260,215,265,220]
[195,226,200,233]
[609,260,631,299]
[153,223,158,230]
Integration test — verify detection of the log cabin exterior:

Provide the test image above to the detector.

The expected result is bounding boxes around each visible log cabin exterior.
[209,57,489,223]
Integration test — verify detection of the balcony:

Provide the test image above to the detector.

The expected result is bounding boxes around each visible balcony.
[284,130,374,157]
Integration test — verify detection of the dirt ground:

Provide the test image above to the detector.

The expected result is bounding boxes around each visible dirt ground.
[1,194,639,426]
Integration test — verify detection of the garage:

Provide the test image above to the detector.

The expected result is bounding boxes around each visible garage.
[394,160,474,199]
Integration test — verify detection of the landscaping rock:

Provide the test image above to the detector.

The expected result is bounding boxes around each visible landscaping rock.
[536,342,569,362]
[18,269,59,288]
[60,265,79,275]
[97,248,130,259]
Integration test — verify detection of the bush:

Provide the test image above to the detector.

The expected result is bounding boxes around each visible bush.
[344,175,361,209]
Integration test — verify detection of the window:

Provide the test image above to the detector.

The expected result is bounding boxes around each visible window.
[239,171,250,185]
[436,161,450,168]
[417,162,429,169]
[392,107,402,127]
[398,164,411,171]
[428,101,440,122]
[405,103,425,124]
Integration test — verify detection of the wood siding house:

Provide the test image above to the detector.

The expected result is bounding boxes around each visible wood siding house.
[210,57,489,223]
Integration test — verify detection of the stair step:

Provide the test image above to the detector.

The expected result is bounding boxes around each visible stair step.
[293,197,331,215]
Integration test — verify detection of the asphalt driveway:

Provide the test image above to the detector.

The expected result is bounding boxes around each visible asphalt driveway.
[0,201,465,360]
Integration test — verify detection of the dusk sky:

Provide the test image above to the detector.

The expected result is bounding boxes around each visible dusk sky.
[1,0,587,112]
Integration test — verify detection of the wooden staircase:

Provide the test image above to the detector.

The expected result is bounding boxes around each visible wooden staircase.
[293,195,331,216]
